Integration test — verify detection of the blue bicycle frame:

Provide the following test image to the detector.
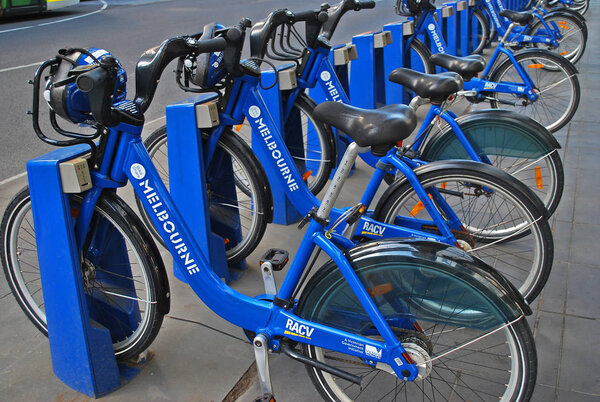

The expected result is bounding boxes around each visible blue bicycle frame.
[69,114,427,381]
[402,9,541,99]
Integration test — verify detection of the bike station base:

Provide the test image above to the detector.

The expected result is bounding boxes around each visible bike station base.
[26,145,133,397]
[166,95,244,283]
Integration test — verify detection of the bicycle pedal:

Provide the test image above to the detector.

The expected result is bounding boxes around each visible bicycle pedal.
[259,249,289,271]
[253,393,275,402]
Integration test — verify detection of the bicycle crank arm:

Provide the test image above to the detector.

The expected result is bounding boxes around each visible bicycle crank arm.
[281,342,362,385]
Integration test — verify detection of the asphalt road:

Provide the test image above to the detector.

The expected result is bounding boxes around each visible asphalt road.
[0,0,394,181]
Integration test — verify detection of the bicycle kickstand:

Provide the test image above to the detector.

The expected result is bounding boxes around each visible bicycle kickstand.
[253,333,276,402]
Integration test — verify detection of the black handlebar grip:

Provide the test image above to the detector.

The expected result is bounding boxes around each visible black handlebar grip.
[317,10,329,22]
[293,8,320,22]
[76,66,107,93]
[226,26,243,42]
[196,36,227,53]
[357,0,376,9]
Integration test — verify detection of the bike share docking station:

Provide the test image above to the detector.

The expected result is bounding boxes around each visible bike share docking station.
[25,92,242,397]
[27,147,135,397]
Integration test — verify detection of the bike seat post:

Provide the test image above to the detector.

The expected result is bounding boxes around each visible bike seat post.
[501,22,517,44]
[409,95,429,112]
[316,142,363,222]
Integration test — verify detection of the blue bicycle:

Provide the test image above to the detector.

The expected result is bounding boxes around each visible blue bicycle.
[395,0,580,132]
[1,21,539,401]
[474,0,587,65]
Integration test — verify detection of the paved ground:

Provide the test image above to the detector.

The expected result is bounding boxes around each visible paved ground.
[1,1,599,402]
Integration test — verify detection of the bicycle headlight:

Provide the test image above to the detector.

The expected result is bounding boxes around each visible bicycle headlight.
[45,48,127,124]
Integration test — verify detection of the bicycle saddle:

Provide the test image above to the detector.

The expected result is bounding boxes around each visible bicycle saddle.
[312,102,417,157]
[429,54,485,81]
[389,68,463,105]
[499,9,534,25]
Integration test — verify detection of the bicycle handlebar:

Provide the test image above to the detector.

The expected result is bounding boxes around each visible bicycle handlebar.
[293,7,329,23]
[134,35,226,113]
[322,0,376,40]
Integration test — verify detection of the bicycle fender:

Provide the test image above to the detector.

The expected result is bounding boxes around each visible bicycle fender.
[420,109,560,162]
[107,191,171,315]
[376,159,550,219]
[493,47,579,75]
[298,239,531,332]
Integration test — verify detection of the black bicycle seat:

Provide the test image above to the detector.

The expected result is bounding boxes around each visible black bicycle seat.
[499,9,533,25]
[389,68,463,105]
[429,54,485,81]
[312,102,417,157]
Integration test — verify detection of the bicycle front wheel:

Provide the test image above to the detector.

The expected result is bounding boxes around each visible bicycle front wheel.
[1,187,168,361]
[472,8,491,54]
[137,126,272,265]
[373,163,554,303]
[488,49,580,132]
[529,12,587,66]
[298,246,537,401]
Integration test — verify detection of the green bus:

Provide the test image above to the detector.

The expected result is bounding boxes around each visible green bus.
[0,0,79,17]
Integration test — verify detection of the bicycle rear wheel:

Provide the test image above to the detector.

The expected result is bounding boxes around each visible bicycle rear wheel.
[373,162,554,303]
[1,187,168,361]
[529,12,587,66]
[298,244,537,401]
[137,126,272,265]
[488,49,580,132]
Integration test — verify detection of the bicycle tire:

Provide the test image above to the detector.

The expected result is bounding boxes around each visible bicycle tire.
[236,92,336,196]
[421,110,565,215]
[1,187,168,361]
[297,243,537,401]
[373,162,554,303]
[482,6,498,47]
[563,0,589,15]
[407,38,434,74]
[488,49,580,132]
[284,94,337,195]
[472,8,491,54]
[136,126,272,265]
[529,12,587,66]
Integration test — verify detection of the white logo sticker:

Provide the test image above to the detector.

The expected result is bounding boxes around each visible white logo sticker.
[365,344,382,359]
[130,163,146,180]
[248,105,261,119]
[320,70,331,81]
[428,23,436,31]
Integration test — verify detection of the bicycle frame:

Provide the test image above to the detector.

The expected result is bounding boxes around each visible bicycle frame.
[71,116,425,380]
